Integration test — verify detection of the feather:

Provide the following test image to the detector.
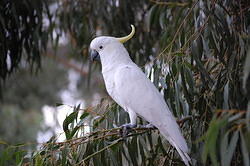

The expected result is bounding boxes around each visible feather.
[111,64,191,165]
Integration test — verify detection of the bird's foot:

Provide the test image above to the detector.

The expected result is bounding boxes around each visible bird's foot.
[138,124,157,129]
[119,123,136,137]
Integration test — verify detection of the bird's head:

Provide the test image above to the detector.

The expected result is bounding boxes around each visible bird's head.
[89,25,135,62]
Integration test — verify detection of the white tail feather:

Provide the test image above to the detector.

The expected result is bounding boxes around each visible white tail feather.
[168,137,191,166]
[172,141,191,166]
[161,132,191,166]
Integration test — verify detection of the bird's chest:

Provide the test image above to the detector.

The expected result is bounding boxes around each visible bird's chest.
[102,71,120,102]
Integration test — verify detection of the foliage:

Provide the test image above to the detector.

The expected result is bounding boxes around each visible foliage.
[202,110,249,166]
[0,105,42,144]
[1,0,250,166]
[0,144,27,166]
[24,103,195,166]
[1,58,68,110]
[0,0,54,80]
[0,58,68,165]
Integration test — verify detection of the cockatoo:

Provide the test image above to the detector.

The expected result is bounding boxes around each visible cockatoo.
[90,25,191,165]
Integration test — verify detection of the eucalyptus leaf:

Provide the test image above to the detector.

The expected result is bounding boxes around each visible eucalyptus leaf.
[240,131,250,166]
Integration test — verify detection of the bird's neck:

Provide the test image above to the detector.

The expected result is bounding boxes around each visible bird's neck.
[100,46,132,73]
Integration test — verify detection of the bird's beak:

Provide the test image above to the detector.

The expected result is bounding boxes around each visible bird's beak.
[115,25,135,43]
[90,50,100,61]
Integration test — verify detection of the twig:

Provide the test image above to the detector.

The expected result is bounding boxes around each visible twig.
[149,0,189,7]
[141,0,199,70]
[55,115,198,147]
[216,109,247,114]
[44,53,88,77]
[158,1,199,58]
[32,115,200,165]
[37,115,200,158]
[76,138,124,165]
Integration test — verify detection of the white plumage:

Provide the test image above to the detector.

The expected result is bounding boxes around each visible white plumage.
[90,27,191,165]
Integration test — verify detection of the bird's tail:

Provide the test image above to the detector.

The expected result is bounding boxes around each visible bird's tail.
[159,125,191,165]
[168,137,191,166]
[156,116,191,165]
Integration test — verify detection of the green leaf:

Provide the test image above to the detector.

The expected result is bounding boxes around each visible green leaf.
[63,110,79,139]
[174,82,181,117]
[56,103,64,107]
[223,81,229,109]
[63,111,78,131]
[61,146,68,166]
[35,154,43,166]
[159,11,166,30]
[146,5,158,31]
[202,116,227,165]
[227,131,239,164]
[93,116,105,129]
[191,41,213,86]
[243,49,250,91]
[70,126,80,138]
[108,148,119,166]
[122,143,132,164]
[221,131,239,166]
[80,112,90,120]
[0,140,8,145]
[220,132,229,165]
[240,130,250,166]
[14,150,25,165]
[247,102,250,131]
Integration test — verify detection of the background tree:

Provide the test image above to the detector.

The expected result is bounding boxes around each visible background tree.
[0,0,103,165]
[0,0,53,80]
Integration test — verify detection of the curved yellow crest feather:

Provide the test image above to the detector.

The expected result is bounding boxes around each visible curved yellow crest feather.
[115,25,135,43]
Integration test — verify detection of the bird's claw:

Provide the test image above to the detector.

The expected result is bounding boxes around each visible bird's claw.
[119,123,136,137]
[138,124,157,129]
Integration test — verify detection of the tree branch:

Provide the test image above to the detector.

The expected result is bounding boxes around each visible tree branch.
[149,0,189,7]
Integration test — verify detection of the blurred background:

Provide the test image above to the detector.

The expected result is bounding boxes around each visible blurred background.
[0,0,250,165]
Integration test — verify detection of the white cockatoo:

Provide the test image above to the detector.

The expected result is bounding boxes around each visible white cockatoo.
[90,25,191,165]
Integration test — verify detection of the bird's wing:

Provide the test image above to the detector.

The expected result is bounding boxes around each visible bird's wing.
[113,63,188,153]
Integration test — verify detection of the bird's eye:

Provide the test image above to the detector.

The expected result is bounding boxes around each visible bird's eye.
[99,46,103,49]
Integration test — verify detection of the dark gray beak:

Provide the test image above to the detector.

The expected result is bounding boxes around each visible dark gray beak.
[90,50,100,61]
